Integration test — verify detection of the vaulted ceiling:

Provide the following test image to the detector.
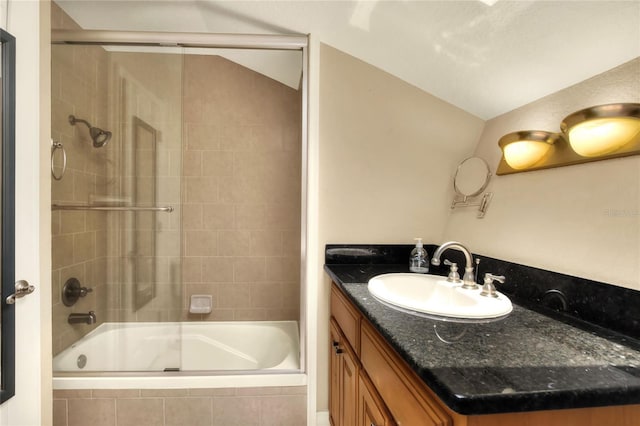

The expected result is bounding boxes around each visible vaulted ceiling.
[56,0,640,119]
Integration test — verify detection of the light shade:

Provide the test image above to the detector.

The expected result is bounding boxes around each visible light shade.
[561,103,640,157]
[498,131,558,170]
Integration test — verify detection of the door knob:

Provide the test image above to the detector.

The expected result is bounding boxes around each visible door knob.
[6,280,35,304]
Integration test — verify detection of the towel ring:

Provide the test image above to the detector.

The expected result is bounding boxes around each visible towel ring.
[51,140,67,181]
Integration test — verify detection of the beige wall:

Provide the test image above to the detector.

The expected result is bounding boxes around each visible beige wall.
[181,54,302,321]
[316,44,485,412]
[443,58,640,291]
[318,45,485,246]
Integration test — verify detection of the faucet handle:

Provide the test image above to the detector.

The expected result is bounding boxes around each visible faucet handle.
[443,259,461,283]
[485,273,505,284]
[480,273,505,297]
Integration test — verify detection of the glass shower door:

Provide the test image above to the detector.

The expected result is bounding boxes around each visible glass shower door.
[107,50,184,371]
[51,43,184,373]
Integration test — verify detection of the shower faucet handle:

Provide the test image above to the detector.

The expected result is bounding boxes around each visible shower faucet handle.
[62,277,93,307]
[78,286,93,297]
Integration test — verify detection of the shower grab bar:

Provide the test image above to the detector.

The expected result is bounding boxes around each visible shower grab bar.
[52,204,174,212]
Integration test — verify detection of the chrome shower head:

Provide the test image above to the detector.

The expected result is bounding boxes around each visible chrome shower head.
[68,115,112,148]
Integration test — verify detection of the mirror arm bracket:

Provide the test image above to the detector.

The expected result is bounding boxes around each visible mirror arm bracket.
[451,192,493,218]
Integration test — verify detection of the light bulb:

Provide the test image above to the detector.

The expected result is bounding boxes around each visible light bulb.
[568,117,640,157]
[503,140,553,170]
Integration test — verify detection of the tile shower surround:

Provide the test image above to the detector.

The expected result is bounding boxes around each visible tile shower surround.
[181,54,302,322]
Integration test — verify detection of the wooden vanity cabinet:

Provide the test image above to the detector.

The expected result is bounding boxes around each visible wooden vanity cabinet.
[329,281,640,426]
[330,283,443,426]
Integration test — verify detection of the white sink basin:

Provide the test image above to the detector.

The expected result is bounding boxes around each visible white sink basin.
[367,273,512,320]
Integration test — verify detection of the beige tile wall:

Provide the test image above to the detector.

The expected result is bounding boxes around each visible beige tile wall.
[51,3,110,355]
[182,55,302,321]
[53,386,307,426]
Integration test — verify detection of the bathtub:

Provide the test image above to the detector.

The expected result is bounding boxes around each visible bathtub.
[53,321,306,390]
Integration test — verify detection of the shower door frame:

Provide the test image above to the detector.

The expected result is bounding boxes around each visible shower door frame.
[51,29,310,374]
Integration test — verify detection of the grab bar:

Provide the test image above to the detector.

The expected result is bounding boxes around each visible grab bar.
[52,204,174,212]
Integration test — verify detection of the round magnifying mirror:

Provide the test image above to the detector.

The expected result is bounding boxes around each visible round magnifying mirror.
[453,157,491,198]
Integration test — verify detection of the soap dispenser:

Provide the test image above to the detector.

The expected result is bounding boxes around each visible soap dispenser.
[409,238,429,273]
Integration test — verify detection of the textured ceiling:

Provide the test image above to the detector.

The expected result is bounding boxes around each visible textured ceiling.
[56,0,640,119]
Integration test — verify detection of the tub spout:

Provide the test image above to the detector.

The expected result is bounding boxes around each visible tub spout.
[68,311,96,325]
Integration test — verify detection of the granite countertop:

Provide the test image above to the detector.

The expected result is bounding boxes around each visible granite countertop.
[325,262,640,415]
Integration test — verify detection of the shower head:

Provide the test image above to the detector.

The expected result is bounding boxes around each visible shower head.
[88,126,112,148]
[68,115,112,148]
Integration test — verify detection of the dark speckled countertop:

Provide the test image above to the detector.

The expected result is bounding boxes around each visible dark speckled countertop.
[325,261,640,415]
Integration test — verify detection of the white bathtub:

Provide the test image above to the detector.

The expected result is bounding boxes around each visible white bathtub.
[53,321,306,390]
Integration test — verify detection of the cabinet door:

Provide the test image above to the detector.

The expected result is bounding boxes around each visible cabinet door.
[330,318,360,426]
[340,342,358,426]
[359,373,395,426]
[330,321,342,426]
[361,323,452,426]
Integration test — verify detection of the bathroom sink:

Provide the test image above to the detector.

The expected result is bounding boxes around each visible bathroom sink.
[367,273,512,321]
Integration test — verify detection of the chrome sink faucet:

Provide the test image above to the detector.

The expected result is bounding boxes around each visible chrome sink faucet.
[431,241,478,289]
[68,311,96,325]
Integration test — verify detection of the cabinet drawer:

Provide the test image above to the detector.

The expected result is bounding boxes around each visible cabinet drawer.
[361,322,452,426]
[331,283,361,354]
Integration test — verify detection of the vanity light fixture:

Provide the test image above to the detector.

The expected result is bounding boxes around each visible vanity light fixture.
[561,103,640,157]
[497,103,640,175]
[498,131,559,170]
